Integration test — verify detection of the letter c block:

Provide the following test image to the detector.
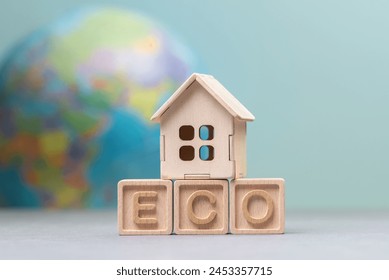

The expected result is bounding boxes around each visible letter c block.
[230,178,285,234]
[118,179,172,235]
[174,180,228,234]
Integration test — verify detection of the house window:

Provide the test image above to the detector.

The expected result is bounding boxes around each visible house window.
[199,125,214,161]
[179,146,195,161]
[199,145,214,161]
[199,125,214,140]
[179,125,194,140]
[178,125,214,161]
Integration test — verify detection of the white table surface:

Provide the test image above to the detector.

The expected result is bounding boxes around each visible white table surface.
[0,210,388,259]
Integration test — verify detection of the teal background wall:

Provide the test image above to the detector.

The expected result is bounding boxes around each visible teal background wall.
[0,0,388,209]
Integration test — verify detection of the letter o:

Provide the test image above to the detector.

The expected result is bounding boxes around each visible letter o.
[242,190,274,225]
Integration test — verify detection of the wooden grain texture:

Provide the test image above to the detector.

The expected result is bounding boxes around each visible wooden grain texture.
[174,180,228,235]
[151,73,253,180]
[151,73,255,122]
[233,119,247,178]
[159,80,235,179]
[118,179,172,235]
[230,178,285,234]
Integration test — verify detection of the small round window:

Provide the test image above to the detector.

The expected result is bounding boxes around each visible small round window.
[199,145,214,161]
[199,125,214,140]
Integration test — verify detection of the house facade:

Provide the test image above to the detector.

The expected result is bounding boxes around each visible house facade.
[151,73,254,180]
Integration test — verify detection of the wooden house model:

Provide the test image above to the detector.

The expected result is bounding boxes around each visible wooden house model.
[151,73,255,180]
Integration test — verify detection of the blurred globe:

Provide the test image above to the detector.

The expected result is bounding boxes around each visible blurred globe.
[0,8,198,207]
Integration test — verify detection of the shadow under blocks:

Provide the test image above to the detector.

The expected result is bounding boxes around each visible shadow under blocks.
[118,73,285,235]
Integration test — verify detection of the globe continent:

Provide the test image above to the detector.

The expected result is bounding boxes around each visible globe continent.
[0,8,198,207]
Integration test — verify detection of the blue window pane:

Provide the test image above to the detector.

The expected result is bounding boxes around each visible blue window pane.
[199,125,214,140]
[200,145,209,160]
[199,145,214,161]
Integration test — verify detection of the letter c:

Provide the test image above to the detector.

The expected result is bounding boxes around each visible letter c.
[187,190,217,225]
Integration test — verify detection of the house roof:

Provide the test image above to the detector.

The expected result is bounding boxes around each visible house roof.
[151,73,255,122]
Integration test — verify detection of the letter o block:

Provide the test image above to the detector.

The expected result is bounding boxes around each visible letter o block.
[118,179,172,235]
[174,180,228,234]
[230,178,285,234]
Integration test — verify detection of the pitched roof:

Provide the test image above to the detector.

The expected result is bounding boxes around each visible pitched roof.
[151,73,255,122]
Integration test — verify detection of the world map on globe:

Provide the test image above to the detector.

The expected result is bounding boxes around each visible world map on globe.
[0,8,198,207]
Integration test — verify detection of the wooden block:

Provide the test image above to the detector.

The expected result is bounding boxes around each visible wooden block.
[118,179,172,235]
[230,178,285,234]
[174,180,228,234]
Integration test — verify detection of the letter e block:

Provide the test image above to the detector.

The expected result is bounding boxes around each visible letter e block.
[230,178,285,234]
[118,179,172,235]
[174,180,228,234]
